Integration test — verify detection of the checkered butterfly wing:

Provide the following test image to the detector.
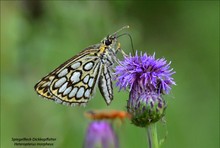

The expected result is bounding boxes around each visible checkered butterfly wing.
[35,26,129,106]
[35,45,113,106]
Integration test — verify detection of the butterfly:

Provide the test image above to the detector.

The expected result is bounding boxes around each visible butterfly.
[34,26,129,107]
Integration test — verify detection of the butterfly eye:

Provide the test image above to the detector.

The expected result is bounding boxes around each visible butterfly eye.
[105,39,112,46]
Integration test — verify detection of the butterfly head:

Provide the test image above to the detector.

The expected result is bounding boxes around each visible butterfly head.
[101,25,130,53]
[102,35,117,47]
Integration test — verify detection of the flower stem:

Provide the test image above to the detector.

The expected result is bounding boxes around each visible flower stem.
[147,123,159,148]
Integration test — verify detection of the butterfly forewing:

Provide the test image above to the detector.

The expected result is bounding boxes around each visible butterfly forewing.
[35,46,105,106]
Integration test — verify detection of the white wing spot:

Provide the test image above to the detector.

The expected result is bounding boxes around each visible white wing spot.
[84,89,91,98]
[59,82,68,93]
[106,75,111,85]
[88,78,94,87]
[41,81,49,87]
[83,62,94,71]
[58,68,68,77]
[55,98,62,104]
[83,75,89,84]
[69,87,78,98]
[71,62,81,69]
[62,102,70,106]
[105,73,110,80]
[54,77,66,88]
[63,86,72,96]
[70,71,81,83]
[76,87,85,98]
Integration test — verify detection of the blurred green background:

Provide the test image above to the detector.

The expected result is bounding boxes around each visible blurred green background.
[1,1,219,148]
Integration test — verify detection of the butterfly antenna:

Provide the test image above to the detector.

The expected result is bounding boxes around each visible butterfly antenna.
[113,25,130,35]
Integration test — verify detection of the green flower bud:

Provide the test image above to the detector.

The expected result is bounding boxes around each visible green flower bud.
[127,92,167,127]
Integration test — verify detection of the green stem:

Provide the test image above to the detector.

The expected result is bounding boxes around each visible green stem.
[147,123,159,148]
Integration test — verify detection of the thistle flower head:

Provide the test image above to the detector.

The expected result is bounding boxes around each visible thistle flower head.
[84,121,118,148]
[115,51,175,127]
[115,52,176,94]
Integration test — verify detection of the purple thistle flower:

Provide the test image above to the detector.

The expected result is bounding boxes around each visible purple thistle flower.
[115,51,175,127]
[84,121,118,148]
[115,51,176,94]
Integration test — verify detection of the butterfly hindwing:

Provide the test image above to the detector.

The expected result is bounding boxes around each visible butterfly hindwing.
[98,64,113,105]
